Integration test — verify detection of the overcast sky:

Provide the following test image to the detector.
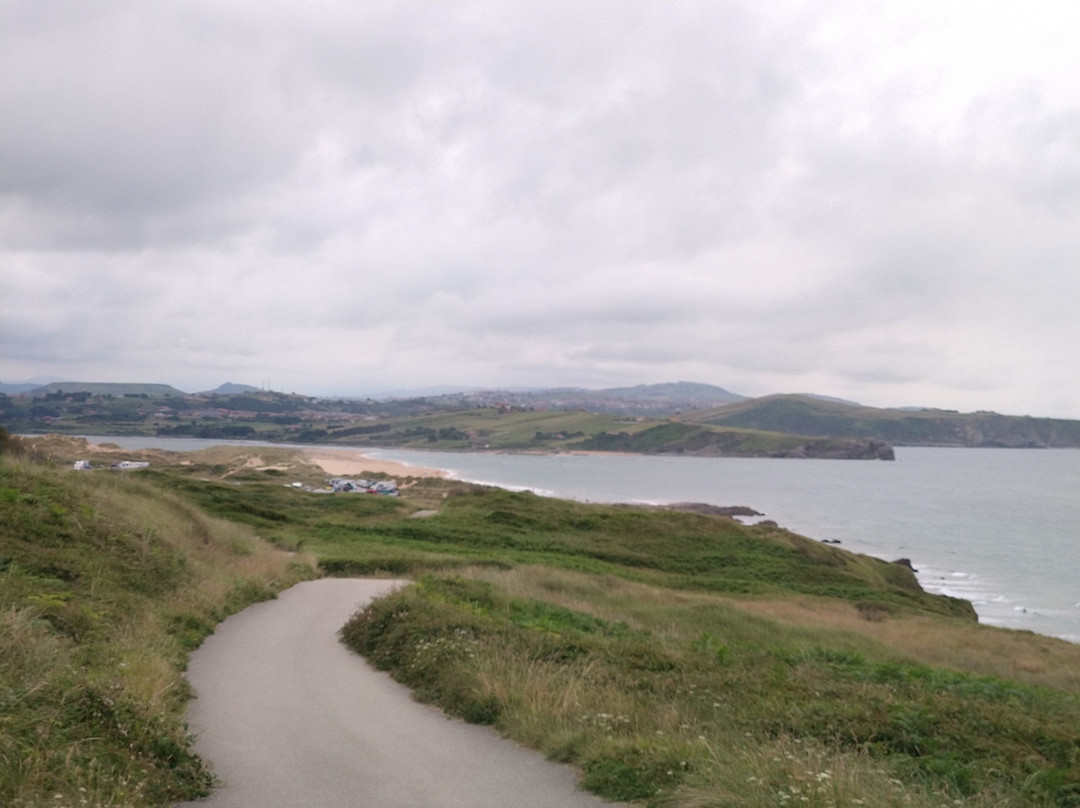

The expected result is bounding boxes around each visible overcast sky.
[3,1,1079,416]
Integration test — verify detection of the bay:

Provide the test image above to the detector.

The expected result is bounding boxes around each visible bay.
[73,436,1080,643]
[367,446,1080,644]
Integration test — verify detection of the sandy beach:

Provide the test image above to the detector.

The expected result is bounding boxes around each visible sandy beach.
[303,447,448,479]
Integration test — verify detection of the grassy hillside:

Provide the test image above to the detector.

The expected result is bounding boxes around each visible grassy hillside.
[31,382,189,397]
[6,436,1080,807]
[318,407,631,449]
[569,420,894,459]
[439,381,747,414]
[330,493,1080,806]
[0,443,315,807]
[289,408,893,458]
[141,469,1080,806]
[149,476,968,618]
[688,395,1080,448]
[346,573,1080,807]
[4,390,895,458]
[9,382,1078,450]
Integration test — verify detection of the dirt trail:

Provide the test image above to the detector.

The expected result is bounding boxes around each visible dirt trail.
[174,578,624,808]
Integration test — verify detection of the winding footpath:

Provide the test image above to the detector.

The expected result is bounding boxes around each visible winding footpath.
[174,578,624,808]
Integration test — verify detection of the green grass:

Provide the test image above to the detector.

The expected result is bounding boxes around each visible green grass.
[324,407,891,456]
[6,441,1080,807]
[135,472,982,624]
[0,456,316,807]
[173,480,971,619]
[141,470,415,550]
[342,572,1080,807]
[322,407,638,449]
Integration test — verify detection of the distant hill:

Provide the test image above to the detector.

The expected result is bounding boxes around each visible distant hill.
[597,381,745,404]
[799,393,862,406]
[10,379,1075,449]
[0,376,63,395]
[365,385,480,399]
[201,382,261,395]
[0,382,45,395]
[31,382,190,398]
[421,381,746,416]
[685,394,1080,448]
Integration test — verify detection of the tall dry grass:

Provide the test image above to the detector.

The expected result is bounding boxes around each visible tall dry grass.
[468,565,1080,694]
[345,566,1080,806]
[0,457,316,807]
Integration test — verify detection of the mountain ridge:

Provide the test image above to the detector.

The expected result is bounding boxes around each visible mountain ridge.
[26,381,190,397]
[685,393,1080,448]
[4,380,1079,447]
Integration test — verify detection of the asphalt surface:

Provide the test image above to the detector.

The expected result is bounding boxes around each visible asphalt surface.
[174,578,625,808]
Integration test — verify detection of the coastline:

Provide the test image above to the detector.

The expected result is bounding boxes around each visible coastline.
[352,446,1080,644]
[56,434,451,480]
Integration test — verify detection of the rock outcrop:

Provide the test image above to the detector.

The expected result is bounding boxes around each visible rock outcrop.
[769,439,895,460]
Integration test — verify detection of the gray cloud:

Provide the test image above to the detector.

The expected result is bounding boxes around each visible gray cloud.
[3,0,1079,416]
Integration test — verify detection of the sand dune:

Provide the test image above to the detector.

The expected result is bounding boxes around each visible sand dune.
[303,447,447,479]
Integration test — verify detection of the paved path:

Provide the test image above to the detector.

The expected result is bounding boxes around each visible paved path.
[175,578,624,808]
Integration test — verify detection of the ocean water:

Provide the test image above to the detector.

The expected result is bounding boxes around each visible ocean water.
[366,447,1080,643]
[73,436,1080,643]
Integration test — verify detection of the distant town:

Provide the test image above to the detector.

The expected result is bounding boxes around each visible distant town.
[3,380,1079,455]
